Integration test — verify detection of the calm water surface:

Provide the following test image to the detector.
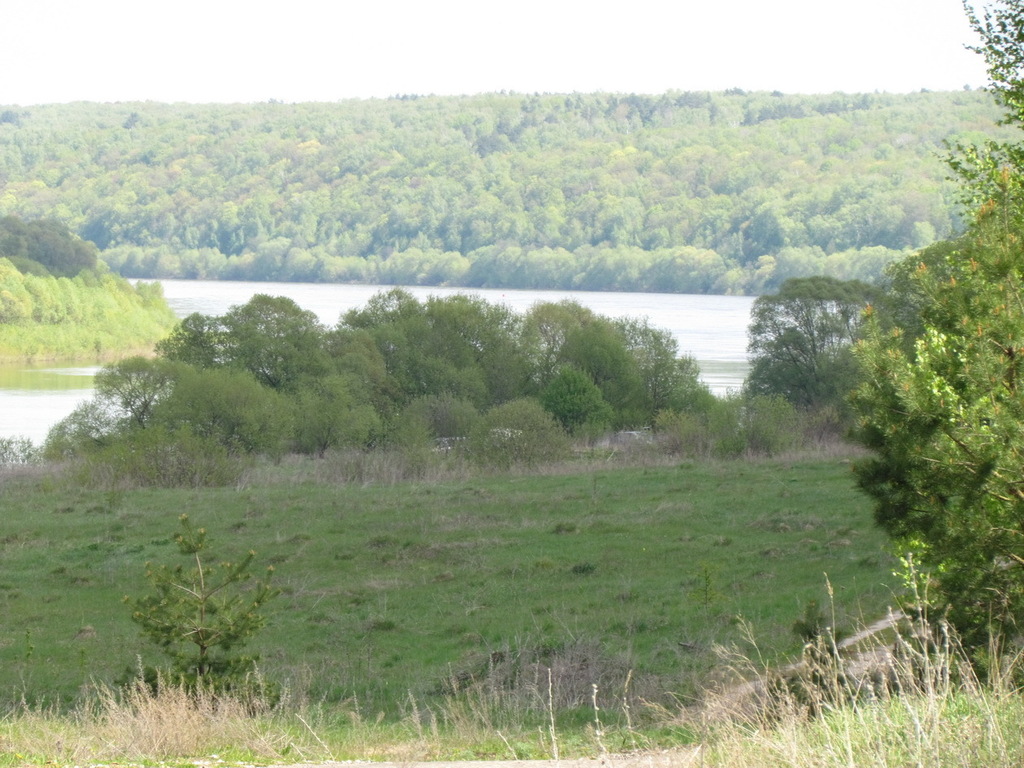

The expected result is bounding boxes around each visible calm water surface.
[1,280,755,444]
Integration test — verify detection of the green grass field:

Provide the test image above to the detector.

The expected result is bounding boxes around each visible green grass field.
[0,454,896,722]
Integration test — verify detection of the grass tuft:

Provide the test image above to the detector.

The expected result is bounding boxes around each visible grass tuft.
[676,613,1024,767]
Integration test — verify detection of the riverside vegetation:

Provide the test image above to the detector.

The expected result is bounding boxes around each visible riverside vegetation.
[0,216,176,361]
[2,291,1022,765]
[0,247,1014,765]
[0,254,913,762]
[0,90,1017,294]
[8,10,1024,764]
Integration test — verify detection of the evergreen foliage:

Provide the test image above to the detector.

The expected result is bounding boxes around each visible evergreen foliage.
[125,514,277,688]
[852,198,1024,652]
[851,0,1024,657]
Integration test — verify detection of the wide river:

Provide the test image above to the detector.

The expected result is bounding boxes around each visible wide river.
[1,280,756,445]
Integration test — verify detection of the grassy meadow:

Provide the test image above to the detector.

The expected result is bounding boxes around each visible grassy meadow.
[0,452,895,721]
[5,451,1022,768]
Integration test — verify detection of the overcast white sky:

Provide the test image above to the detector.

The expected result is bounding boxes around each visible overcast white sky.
[2,0,991,105]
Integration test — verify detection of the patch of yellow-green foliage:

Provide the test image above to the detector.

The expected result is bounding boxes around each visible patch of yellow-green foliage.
[0,258,176,361]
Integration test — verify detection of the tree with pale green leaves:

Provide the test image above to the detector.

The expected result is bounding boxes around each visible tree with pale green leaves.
[93,356,185,429]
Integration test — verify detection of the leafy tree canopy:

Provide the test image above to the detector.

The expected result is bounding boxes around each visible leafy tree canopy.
[0,92,1015,293]
[745,276,883,411]
[158,294,331,392]
[540,366,613,434]
[0,215,97,277]
[53,289,712,473]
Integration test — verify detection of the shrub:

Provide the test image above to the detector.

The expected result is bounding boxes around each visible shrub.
[0,435,37,465]
[656,395,803,459]
[540,366,612,434]
[469,398,570,470]
[402,393,480,441]
[76,426,243,488]
[742,394,800,457]
[655,409,715,458]
[152,367,292,458]
[42,399,124,460]
[290,375,380,457]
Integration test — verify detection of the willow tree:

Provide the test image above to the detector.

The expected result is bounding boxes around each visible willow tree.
[745,276,882,413]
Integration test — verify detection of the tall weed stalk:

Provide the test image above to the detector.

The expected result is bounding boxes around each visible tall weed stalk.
[686,614,1024,767]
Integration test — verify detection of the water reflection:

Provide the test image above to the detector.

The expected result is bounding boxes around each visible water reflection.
[0,364,98,390]
[1,364,97,445]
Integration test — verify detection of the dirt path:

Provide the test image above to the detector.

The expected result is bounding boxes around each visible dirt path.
[837,609,905,650]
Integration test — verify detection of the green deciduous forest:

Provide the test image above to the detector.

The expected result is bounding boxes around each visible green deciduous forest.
[0,91,1014,293]
[0,216,176,361]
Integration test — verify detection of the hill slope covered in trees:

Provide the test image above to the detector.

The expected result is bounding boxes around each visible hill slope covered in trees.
[0,216,176,361]
[0,91,1013,293]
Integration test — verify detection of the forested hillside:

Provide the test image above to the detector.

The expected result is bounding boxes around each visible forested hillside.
[0,216,176,361]
[0,91,1013,293]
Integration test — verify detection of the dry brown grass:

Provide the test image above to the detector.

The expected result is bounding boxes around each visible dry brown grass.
[0,679,330,765]
[1,619,1020,768]
[91,680,285,760]
[0,461,59,484]
[672,614,1024,768]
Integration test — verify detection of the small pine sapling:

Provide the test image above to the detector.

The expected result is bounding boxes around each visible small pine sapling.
[125,513,278,690]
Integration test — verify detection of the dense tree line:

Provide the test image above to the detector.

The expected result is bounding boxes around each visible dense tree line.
[46,290,755,480]
[0,216,176,360]
[0,91,1014,293]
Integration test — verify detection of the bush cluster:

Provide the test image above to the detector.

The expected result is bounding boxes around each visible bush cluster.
[43,289,746,483]
[32,285,861,485]
[654,394,806,460]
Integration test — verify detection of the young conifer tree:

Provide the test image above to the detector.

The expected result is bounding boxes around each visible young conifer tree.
[125,514,277,689]
[851,0,1024,655]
